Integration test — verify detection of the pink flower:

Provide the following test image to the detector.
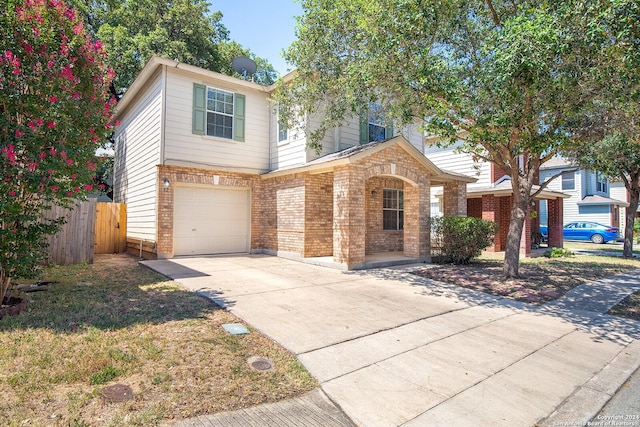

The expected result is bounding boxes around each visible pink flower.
[67,159,73,165]
[84,184,93,191]
[9,191,15,196]
[51,185,58,192]
[47,121,55,129]
[14,129,24,137]
[49,96,58,103]
[38,152,46,159]
[60,151,67,159]
[73,187,79,192]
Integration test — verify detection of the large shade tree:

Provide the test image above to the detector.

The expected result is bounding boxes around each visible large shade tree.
[276,0,596,277]
[70,0,279,91]
[569,0,640,258]
[0,0,116,303]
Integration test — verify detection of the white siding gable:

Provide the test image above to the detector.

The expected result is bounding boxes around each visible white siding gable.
[113,70,163,241]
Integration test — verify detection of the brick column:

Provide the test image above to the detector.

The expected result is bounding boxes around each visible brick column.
[333,166,365,267]
[442,181,468,216]
[482,195,499,252]
[547,198,564,248]
[156,166,174,259]
[404,181,430,261]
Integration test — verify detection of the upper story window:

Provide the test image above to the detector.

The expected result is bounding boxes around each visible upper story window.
[383,189,404,231]
[596,172,608,193]
[206,88,234,139]
[276,106,288,144]
[561,172,575,190]
[368,103,386,142]
[192,83,245,142]
[360,102,393,144]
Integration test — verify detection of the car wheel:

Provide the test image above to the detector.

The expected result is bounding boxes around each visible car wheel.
[591,234,605,244]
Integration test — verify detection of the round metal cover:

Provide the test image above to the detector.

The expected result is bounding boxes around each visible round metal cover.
[247,356,274,372]
[102,384,134,402]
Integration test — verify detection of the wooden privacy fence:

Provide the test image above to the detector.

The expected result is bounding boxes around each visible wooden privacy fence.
[44,200,126,265]
[94,202,126,255]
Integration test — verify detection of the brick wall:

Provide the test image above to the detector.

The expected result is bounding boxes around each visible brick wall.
[304,173,333,257]
[365,177,404,254]
[467,198,482,218]
[257,174,306,254]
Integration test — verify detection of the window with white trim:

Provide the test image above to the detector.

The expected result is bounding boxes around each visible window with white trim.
[561,172,575,190]
[368,102,386,142]
[596,172,608,193]
[206,87,234,139]
[276,106,288,144]
[383,189,404,230]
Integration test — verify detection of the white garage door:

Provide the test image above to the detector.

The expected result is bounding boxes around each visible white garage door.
[174,185,250,256]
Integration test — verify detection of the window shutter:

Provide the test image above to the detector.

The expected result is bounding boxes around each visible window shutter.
[192,83,206,135]
[385,121,394,139]
[234,93,246,142]
[359,112,369,144]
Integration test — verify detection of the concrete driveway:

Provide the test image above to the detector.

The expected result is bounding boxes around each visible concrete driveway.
[143,254,640,427]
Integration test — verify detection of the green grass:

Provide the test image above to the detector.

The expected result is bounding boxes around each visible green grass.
[0,254,316,426]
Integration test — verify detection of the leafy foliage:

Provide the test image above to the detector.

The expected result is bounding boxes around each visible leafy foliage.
[567,0,640,258]
[276,0,610,277]
[544,247,575,258]
[430,216,497,264]
[70,0,278,91]
[0,0,116,301]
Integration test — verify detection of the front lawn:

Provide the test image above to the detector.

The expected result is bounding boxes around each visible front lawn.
[0,254,316,427]
[414,252,640,306]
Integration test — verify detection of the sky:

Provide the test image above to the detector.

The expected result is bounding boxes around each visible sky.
[213,1,303,76]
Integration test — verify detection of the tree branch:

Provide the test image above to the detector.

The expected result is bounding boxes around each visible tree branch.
[484,0,501,26]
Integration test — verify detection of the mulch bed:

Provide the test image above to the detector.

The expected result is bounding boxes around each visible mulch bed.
[412,260,579,305]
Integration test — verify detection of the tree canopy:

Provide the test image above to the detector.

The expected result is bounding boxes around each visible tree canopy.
[278,0,600,277]
[70,0,278,92]
[568,0,640,257]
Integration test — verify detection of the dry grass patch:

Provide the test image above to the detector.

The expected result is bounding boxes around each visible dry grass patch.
[0,254,316,427]
[414,254,640,305]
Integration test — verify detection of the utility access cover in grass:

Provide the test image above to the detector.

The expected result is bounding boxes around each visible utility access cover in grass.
[222,323,250,335]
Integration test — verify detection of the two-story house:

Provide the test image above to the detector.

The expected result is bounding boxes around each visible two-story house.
[113,56,475,269]
[538,157,628,233]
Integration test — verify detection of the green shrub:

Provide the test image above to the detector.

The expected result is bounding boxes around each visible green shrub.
[430,216,498,264]
[544,247,575,258]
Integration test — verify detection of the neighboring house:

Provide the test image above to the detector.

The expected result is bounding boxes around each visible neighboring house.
[539,157,628,232]
[610,181,639,237]
[113,57,474,269]
[425,143,569,253]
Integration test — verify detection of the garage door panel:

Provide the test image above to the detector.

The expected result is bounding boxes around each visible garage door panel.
[174,185,249,256]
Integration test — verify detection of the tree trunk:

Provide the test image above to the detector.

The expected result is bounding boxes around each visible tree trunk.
[503,197,528,278]
[0,268,10,304]
[623,189,639,258]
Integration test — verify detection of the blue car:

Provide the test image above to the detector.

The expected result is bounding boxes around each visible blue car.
[563,221,619,244]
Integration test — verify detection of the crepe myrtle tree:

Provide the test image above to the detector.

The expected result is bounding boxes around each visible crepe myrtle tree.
[276,0,595,278]
[0,0,117,303]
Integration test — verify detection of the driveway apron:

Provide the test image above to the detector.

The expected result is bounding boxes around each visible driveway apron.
[143,255,640,427]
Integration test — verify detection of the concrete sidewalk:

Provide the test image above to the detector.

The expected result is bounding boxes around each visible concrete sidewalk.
[143,255,640,427]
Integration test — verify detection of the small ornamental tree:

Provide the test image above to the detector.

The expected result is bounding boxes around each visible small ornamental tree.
[0,0,117,303]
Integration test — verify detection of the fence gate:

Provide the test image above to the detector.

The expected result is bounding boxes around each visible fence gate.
[94,202,127,254]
